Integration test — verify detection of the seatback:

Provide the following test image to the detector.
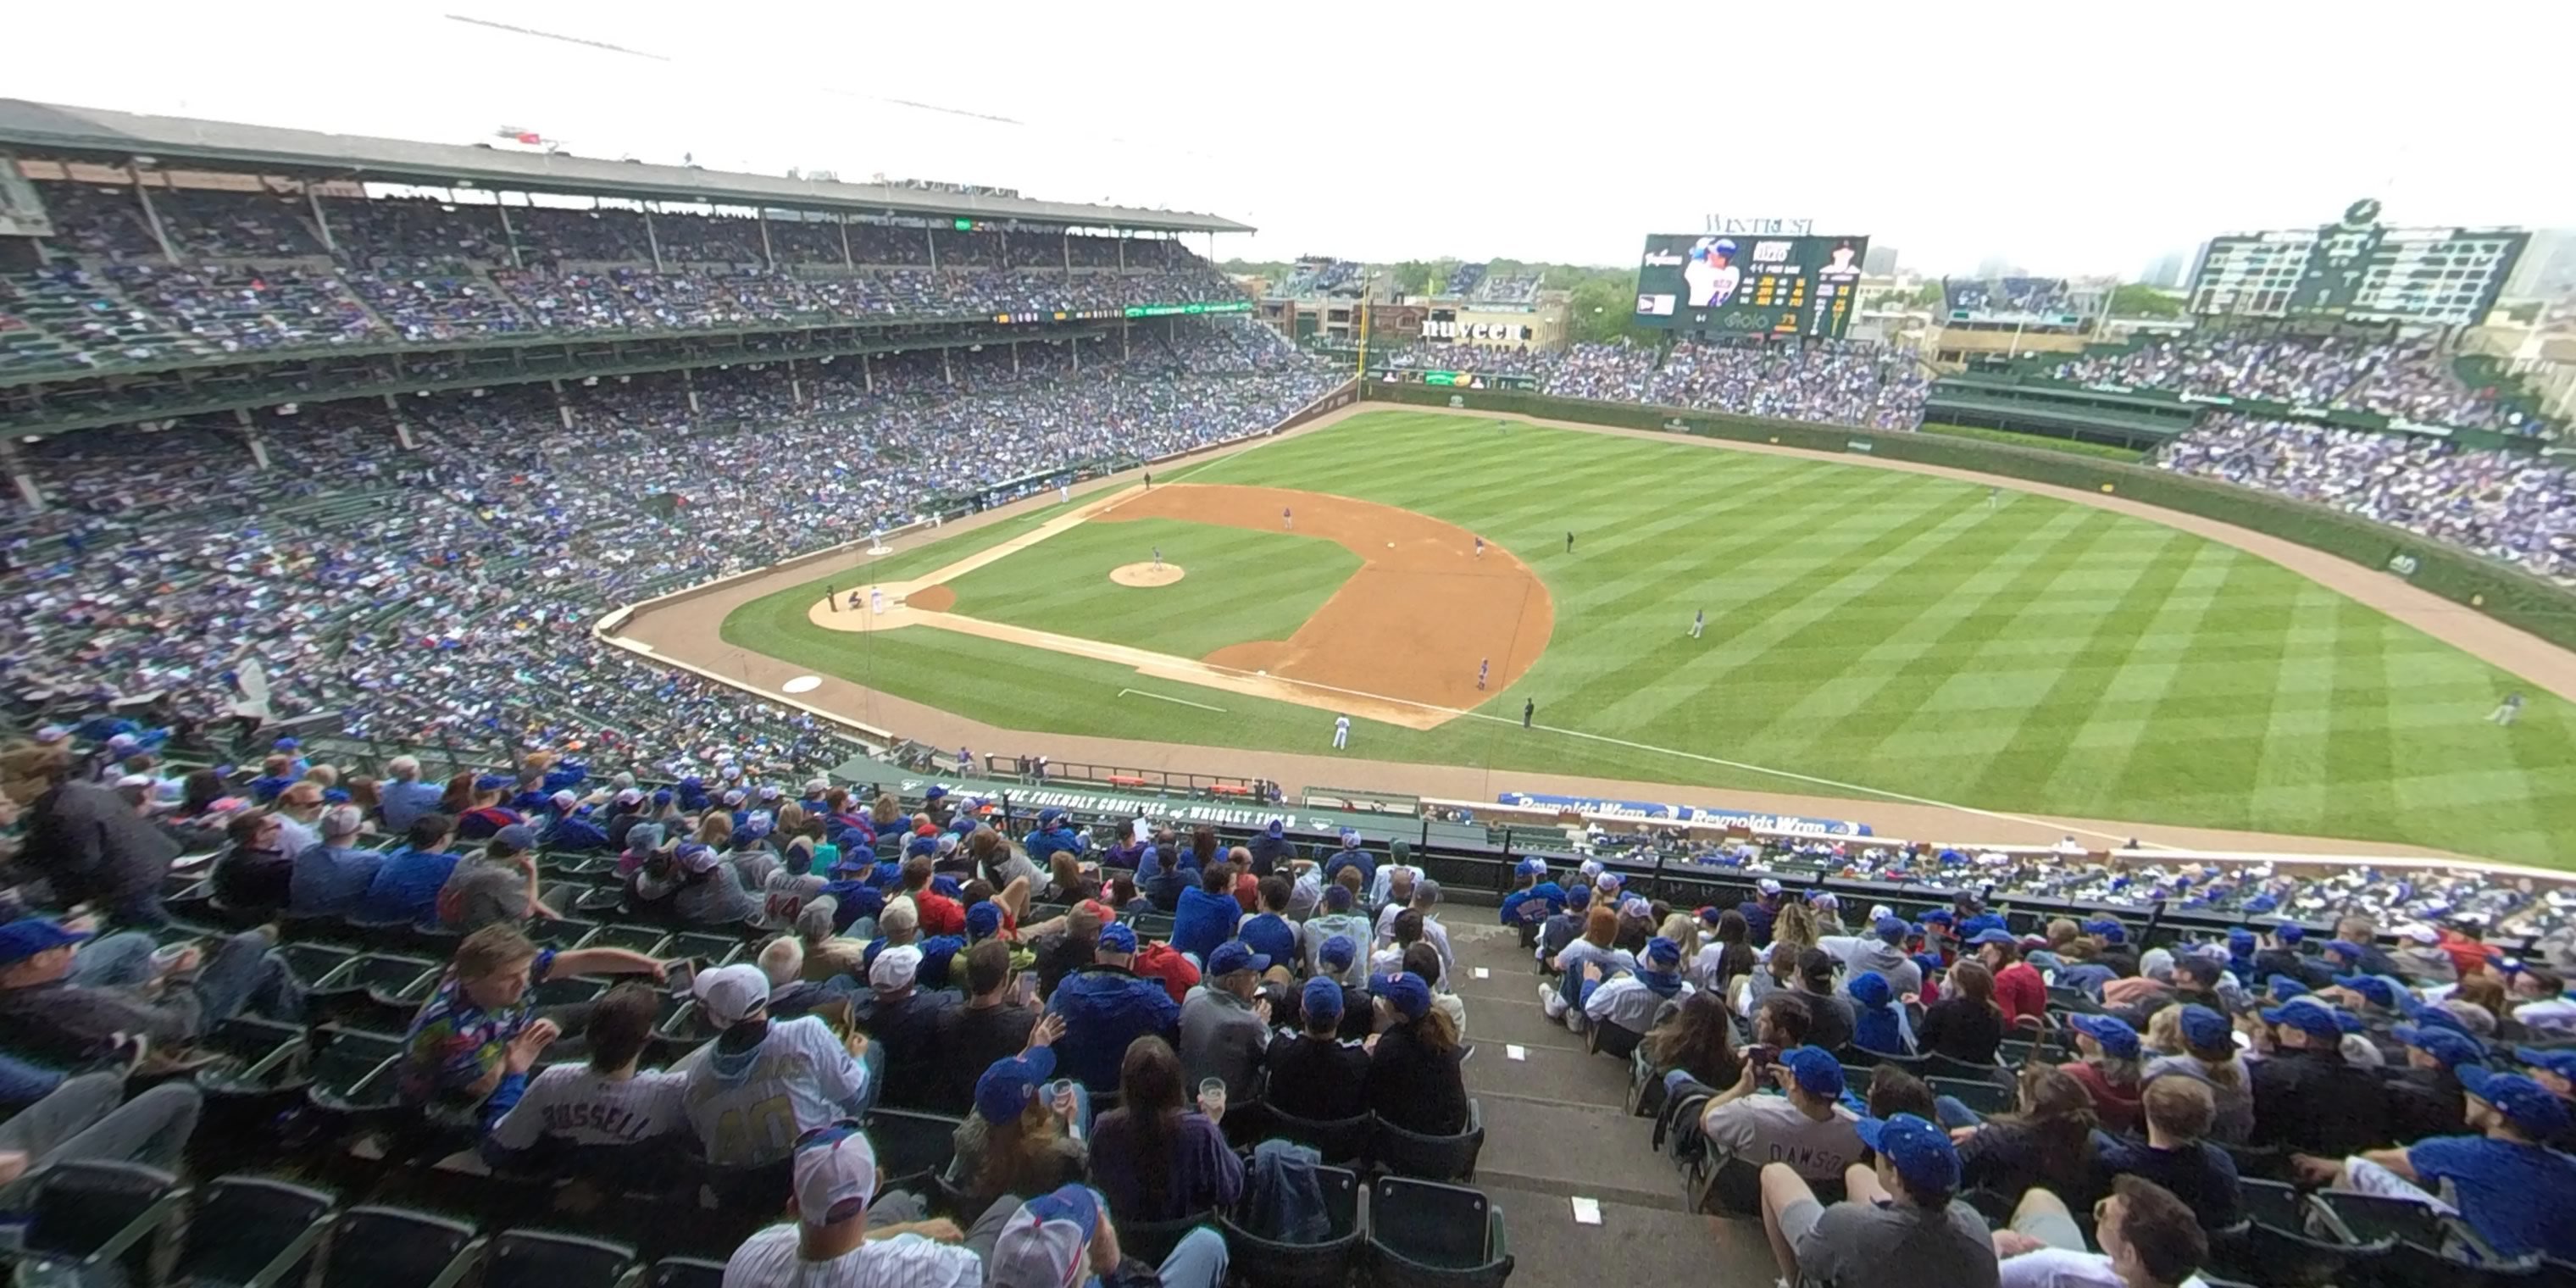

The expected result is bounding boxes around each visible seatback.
[483,1230,637,1288]
[317,1205,478,1288]
[1368,1176,1494,1269]
[178,1175,337,1288]
[644,1256,729,1288]
[24,1161,178,1263]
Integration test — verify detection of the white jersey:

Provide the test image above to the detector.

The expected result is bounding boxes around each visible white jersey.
[486,1065,686,1150]
[1335,717,1350,734]
[761,870,828,930]
[1998,1248,2208,1288]
[722,1224,982,1288]
[1585,975,1692,1034]
[675,1015,870,1167]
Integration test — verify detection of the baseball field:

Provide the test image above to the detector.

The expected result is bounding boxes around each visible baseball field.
[708,409,2576,866]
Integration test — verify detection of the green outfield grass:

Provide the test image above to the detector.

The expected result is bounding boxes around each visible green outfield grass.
[721,410,2576,864]
[941,517,1361,657]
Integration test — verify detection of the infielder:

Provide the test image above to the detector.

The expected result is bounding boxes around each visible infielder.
[1474,536,1485,559]
[1477,658,1490,691]
[2490,691,2524,726]
[870,587,886,615]
[1282,506,1294,530]
[1689,608,1704,639]
[1332,714,1350,749]
[1565,531,1575,553]
[1058,482,1071,503]
[825,584,836,613]
[1152,546,1163,571]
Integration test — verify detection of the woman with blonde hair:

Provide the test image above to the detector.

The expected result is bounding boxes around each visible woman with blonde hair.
[1657,912,1702,965]
[694,809,733,850]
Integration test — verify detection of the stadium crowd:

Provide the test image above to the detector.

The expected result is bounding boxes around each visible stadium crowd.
[0,319,1334,781]
[2154,415,2576,585]
[1375,338,1930,430]
[2052,334,2534,435]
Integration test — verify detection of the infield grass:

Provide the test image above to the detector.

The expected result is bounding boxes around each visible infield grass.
[942,518,1361,657]
[722,411,2576,864]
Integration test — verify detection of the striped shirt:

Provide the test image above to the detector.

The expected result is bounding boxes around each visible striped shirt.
[486,1066,686,1150]
[721,1225,981,1288]
[676,1017,870,1167]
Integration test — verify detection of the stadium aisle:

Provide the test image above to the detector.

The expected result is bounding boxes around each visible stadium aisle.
[1446,920,1779,1284]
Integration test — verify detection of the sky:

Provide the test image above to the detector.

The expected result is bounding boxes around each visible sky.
[8,0,2570,278]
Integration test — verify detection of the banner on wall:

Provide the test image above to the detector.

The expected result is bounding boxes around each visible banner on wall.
[1496,791,1872,837]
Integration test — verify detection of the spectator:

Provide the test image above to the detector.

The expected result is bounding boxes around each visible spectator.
[1642,991,1746,1116]
[1049,923,1181,1092]
[1991,1176,2209,1288]
[676,963,878,1168]
[1847,970,1915,1056]
[1088,1036,1242,1223]
[1178,941,1271,1104]
[1919,959,2007,1066]
[2383,1023,2485,1144]
[1949,1064,2101,1204]
[949,1035,1085,1207]
[0,916,298,1066]
[936,941,1041,1113]
[1823,913,1924,1000]
[1364,970,1469,1136]
[1969,930,2046,1028]
[355,813,462,925]
[210,809,294,912]
[724,1123,980,1288]
[0,1069,203,1212]
[22,776,182,927]
[397,924,663,1113]
[288,802,383,917]
[376,755,442,833]
[271,780,327,857]
[1758,1113,1997,1288]
[2141,1005,2253,1144]
[2295,1067,2576,1262]
[2512,968,2576,1034]
[2249,997,2386,1158]
[1236,876,1301,969]
[1791,947,1857,1054]
[1693,1045,1861,1182]
[2089,1076,2242,1233]
[480,983,686,1182]
[988,1181,1229,1288]
[1263,976,1369,1123]
[2060,1013,2144,1135]
[1304,885,1374,984]
[866,943,960,1108]
[436,823,551,932]
[1171,863,1241,964]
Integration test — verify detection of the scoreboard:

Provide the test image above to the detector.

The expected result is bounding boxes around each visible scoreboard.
[1632,233,1870,339]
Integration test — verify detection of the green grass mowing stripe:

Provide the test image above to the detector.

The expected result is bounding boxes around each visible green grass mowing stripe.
[2319,601,2403,847]
[2106,557,2306,836]
[2248,584,2347,834]
[2034,541,2239,813]
[937,518,1359,658]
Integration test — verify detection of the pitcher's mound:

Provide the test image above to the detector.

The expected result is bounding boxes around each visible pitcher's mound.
[1111,562,1185,588]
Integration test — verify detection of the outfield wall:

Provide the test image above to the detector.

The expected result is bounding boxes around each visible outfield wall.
[1363,381,2576,652]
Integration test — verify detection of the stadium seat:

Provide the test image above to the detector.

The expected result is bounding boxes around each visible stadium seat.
[642,1257,729,1288]
[174,1174,340,1288]
[302,1026,408,1122]
[1369,1100,1484,1182]
[2202,1179,2390,1288]
[1117,1212,1215,1268]
[18,1161,187,1287]
[1694,1154,1846,1217]
[1928,1075,2014,1117]
[576,924,673,958]
[1217,1164,1363,1288]
[1924,1052,2010,1085]
[1583,1020,1642,1062]
[316,1205,483,1288]
[1366,1177,1512,1288]
[862,1108,963,1192]
[1258,1107,1372,1167]
[482,1230,640,1288]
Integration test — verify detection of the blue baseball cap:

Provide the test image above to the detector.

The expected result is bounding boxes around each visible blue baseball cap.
[2401,998,2477,1040]
[2274,923,2305,943]
[1036,808,1063,827]
[1778,1045,1846,1097]
[2392,1024,2487,1069]
[2178,1004,2233,1052]
[2323,940,2367,962]
[2262,997,2351,1039]
[0,919,90,967]
[1642,936,1682,970]
[1874,914,1908,941]
[1855,1113,1960,1194]
[1319,934,1357,970]
[2227,928,2257,951]
[1565,886,1591,910]
[2457,1068,2571,1138]
[2265,974,2310,1002]
[1301,975,1344,1021]
[1846,971,1893,1009]
[1375,971,1432,1019]
[2514,1046,2576,1080]
[965,902,1003,940]
[2333,974,2401,1008]
[1516,857,1547,878]
[2068,1013,2141,1058]
[1096,923,1138,954]
[1959,914,2007,939]
[974,1047,1057,1126]
[923,786,947,800]
[1208,941,1270,977]
[474,773,512,791]
[1339,828,1360,847]
[1965,929,2016,947]
[1265,818,1285,838]
[1918,909,1954,926]
[489,823,536,853]
[1322,885,1352,912]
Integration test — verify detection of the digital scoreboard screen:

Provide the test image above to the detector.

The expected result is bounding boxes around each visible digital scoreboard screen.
[1632,233,1869,339]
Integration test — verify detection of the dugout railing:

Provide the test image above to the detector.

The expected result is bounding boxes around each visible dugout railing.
[1359,381,2576,653]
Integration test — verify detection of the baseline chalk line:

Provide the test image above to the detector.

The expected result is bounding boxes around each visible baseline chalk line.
[1119,687,1226,713]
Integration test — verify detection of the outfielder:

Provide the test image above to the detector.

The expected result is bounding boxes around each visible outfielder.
[1689,608,1704,639]
[1282,506,1294,530]
[1332,714,1350,749]
[2490,691,2524,726]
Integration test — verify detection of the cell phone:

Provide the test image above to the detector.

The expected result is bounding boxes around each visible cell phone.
[1015,969,1040,1007]
[663,959,696,996]
[1746,1043,1778,1071]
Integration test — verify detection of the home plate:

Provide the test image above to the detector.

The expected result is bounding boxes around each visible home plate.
[782,675,822,694]
[1385,541,1395,548]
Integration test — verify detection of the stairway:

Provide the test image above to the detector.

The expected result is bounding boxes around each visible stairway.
[1443,919,1780,1285]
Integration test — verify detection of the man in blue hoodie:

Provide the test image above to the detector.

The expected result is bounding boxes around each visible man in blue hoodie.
[1048,924,1180,1091]
[1023,808,1083,869]
[1499,858,1566,927]
[1171,865,1243,966]
[1322,830,1373,891]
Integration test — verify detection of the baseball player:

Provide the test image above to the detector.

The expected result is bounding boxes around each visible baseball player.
[870,586,886,615]
[1473,536,1485,559]
[1477,658,1490,691]
[2490,691,2524,726]
[1058,481,1071,503]
[1152,547,1162,571]
[825,584,836,613]
[1988,486,2001,511]
[1282,506,1294,530]
[1684,236,1741,308]
[1522,698,1534,729]
[957,746,972,773]
[1565,531,1574,554]
[1689,608,1704,639]
[1332,714,1350,749]
[847,589,864,611]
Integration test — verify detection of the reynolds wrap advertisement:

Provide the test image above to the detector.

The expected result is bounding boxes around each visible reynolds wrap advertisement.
[1496,791,1871,837]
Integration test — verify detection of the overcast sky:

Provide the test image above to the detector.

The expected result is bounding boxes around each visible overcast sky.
[10,1,2569,278]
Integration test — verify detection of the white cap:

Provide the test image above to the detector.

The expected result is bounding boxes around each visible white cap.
[791,1125,879,1226]
[1756,878,1783,897]
[693,963,770,1027]
[2397,924,2440,945]
[870,944,924,991]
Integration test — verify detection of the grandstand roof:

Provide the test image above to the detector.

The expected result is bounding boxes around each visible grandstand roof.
[0,99,1253,236]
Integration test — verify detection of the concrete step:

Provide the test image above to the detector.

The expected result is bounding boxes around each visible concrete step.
[1480,1182,1779,1288]
[1472,1096,1686,1213]
[1465,1032,1632,1108]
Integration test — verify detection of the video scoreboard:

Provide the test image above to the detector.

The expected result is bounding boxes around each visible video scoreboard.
[1632,233,1870,339]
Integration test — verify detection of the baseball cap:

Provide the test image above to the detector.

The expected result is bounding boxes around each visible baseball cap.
[1846,971,1894,1008]
[974,1047,1058,1126]
[2227,928,2257,951]
[2068,1013,2141,1059]
[1641,936,1682,970]
[2396,924,2440,946]
[2262,996,2351,1039]
[1855,1113,1961,1194]
[2400,997,2478,1039]
[1375,971,1431,1019]
[1596,874,1626,897]
[1565,886,1591,910]
[870,945,922,991]
[1319,934,1357,970]
[791,1123,878,1226]
[923,786,947,801]
[473,773,512,791]
[1038,808,1063,826]
[1778,1045,1846,1098]
[1338,828,1360,847]
[2264,974,2310,1002]
[1959,914,2007,939]
[676,841,719,874]
[1808,891,1840,908]
[0,919,91,967]
[966,902,1003,940]
[31,724,67,744]
[1322,885,1352,912]
[614,787,646,806]
[1618,896,1652,919]
[1874,913,1909,941]
[2178,1004,2232,1052]
[2333,974,2401,1008]
[550,789,578,811]
[694,963,771,1027]
[2274,923,2306,943]
[2323,940,2367,961]
[490,823,536,854]
[2513,1046,2576,1080]
[1965,928,2016,947]
[1918,908,1954,926]
[2457,1068,2572,1138]
[1516,857,1547,878]
[1097,923,1138,954]
[1208,941,1270,977]
[1578,859,1604,879]
[1301,975,1344,1022]
[2392,1024,2487,1069]
[1756,878,1783,897]
[988,1185,1103,1288]
[758,785,782,802]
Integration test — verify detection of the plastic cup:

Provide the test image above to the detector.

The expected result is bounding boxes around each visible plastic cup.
[1196,1077,1227,1119]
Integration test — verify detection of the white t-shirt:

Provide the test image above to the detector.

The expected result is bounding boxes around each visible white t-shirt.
[676,1016,870,1167]
[721,1224,982,1288]
[1698,1093,1861,1181]
[1585,976,1692,1035]
[487,1066,686,1150]
[1998,1247,2207,1288]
